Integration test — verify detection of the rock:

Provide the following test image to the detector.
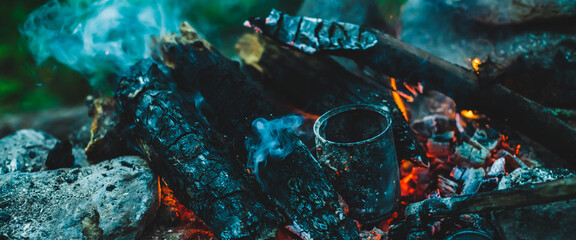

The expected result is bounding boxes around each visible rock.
[0,156,159,239]
[0,129,58,174]
[0,129,88,174]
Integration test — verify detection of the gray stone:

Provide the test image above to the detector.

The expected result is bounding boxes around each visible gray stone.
[0,156,159,239]
[0,129,88,174]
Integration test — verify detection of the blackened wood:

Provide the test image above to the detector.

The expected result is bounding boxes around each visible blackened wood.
[113,62,283,240]
[405,177,576,220]
[237,34,427,166]
[247,10,576,165]
[152,24,360,239]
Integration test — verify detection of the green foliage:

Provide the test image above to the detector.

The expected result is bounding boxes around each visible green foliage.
[0,1,91,115]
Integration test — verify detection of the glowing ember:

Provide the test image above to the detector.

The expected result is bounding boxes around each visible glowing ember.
[468,57,482,73]
[159,178,197,222]
[390,78,409,120]
[472,58,481,71]
[290,107,320,121]
[460,110,481,119]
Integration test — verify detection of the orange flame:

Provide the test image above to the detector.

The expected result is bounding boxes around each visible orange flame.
[460,110,480,119]
[288,106,320,121]
[472,58,482,71]
[391,78,408,120]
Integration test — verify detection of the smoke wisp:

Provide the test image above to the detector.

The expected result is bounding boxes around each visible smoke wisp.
[20,0,186,87]
[246,115,304,183]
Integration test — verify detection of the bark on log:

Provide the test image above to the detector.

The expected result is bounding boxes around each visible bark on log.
[246,10,576,165]
[151,23,360,239]
[113,61,283,240]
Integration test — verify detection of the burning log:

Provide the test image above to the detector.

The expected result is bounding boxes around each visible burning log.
[246,10,576,165]
[149,23,360,239]
[393,167,576,239]
[390,176,576,239]
[112,62,283,240]
[401,0,576,109]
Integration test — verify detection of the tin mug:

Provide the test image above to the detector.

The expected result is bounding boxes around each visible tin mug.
[314,104,400,223]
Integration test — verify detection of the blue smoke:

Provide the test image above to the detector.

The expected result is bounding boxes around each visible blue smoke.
[246,115,304,181]
[20,0,185,87]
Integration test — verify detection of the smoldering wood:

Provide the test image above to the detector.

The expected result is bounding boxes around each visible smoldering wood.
[84,97,137,163]
[113,62,283,240]
[401,1,576,108]
[151,23,360,239]
[394,168,576,239]
[404,176,576,221]
[236,34,427,166]
[247,10,576,165]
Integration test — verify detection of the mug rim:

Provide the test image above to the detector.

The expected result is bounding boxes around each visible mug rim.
[313,104,393,146]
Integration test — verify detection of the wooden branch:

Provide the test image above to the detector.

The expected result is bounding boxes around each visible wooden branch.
[404,176,576,219]
[363,32,576,165]
[247,10,576,165]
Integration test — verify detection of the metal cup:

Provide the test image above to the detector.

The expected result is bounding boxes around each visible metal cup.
[313,104,399,223]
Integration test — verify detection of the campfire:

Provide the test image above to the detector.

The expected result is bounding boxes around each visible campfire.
[2,0,576,239]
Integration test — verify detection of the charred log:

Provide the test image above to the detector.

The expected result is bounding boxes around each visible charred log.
[150,23,360,239]
[404,176,576,220]
[112,61,283,240]
[247,10,576,165]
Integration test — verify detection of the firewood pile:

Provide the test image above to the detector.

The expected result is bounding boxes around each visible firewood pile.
[2,0,576,239]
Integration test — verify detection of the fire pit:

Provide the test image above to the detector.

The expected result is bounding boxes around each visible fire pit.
[2,0,576,239]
